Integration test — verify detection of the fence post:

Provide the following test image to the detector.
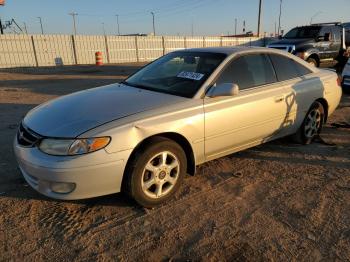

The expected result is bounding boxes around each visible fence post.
[135,36,139,62]
[203,36,205,47]
[184,36,187,49]
[162,36,165,55]
[220,37,223,47]
[104,35,110,64]
[30,35,39,67]
[71,35,78,65]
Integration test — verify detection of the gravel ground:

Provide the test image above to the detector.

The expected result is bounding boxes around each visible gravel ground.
[0,64,349,261]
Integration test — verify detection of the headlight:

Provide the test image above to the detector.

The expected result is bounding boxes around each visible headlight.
[39,137,111,156]
[296,52,306,59]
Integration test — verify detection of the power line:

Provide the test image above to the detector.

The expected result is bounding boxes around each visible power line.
[77,0,207,23]
[310,11,322,24]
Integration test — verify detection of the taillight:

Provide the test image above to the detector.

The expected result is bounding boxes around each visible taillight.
[337,76,342,87]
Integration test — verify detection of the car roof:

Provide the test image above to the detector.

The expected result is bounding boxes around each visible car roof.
[175,46,265,55]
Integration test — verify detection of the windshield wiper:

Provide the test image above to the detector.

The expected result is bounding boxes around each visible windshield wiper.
[120,80,134,87]
[120,81,157,92]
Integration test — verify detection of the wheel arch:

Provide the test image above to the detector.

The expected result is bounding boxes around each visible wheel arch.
[306,53,320,67]
[315,98,329,123]
[122,132,196,187]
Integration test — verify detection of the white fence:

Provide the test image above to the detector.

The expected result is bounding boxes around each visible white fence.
[0,34,266,68]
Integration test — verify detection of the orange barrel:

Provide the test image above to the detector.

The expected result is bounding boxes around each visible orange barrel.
[95,51,103,66]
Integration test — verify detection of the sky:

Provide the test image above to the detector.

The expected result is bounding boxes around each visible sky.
[0,0,349,36]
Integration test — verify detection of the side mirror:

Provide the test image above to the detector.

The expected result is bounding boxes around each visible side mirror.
[208,83,239,98]
[316,35,325,42]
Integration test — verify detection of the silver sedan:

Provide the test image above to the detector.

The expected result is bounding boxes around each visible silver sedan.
[14,47,342,207]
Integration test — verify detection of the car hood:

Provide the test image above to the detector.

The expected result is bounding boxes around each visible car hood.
[24,83,186,137]
[269,38,314,46]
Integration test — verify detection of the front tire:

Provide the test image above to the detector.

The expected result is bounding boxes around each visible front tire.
[124,137,187,208]
[307,57,318,67]
[292,101,325,144]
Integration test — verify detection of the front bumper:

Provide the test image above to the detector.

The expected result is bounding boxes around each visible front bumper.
[13,138,132,200]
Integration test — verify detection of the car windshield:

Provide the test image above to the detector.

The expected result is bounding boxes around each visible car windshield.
[124,51,227,98]
[283,26,321,39]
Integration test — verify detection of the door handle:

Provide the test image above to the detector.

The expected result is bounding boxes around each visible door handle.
[274,95,284,103]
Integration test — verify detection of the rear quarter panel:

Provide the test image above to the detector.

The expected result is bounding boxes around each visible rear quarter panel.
[317,69,342,116]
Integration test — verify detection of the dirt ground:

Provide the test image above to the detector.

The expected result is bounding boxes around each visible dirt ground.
[0,64,349,261]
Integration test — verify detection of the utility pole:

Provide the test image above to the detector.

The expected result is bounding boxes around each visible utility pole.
[0,18,3,34]
[243,20,246,34]
[68,12,78,35]
[277,0,282,36]
[257,0,263,37]
[234,18,237,36]
[191,17,194,36]
[37,17,44,34]
[0,1,4,34]
[115,14,120,35]
[102,22,106,36]
[23,22,28,34]
[150,12,155,36]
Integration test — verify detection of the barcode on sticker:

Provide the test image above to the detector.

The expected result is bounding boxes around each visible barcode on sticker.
[177,71,204,81]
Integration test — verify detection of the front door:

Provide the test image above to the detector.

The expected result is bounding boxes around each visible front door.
[204,53,293,161]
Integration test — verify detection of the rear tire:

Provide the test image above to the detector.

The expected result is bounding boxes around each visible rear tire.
[292,101,325,145]
[124,137,187,208]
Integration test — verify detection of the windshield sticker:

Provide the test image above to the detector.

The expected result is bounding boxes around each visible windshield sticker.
[177,71,204,81]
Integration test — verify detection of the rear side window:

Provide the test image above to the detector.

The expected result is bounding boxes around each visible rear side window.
[216,54,277,90]
[269,54,311,81]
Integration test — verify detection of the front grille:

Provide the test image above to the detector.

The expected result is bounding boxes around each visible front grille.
[17,122,42,147]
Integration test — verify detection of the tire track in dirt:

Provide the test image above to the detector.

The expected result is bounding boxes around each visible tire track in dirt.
[77,168,306,260]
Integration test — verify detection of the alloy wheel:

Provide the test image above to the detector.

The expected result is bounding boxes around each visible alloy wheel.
[304,108,322,139]
[141,151,180,199]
